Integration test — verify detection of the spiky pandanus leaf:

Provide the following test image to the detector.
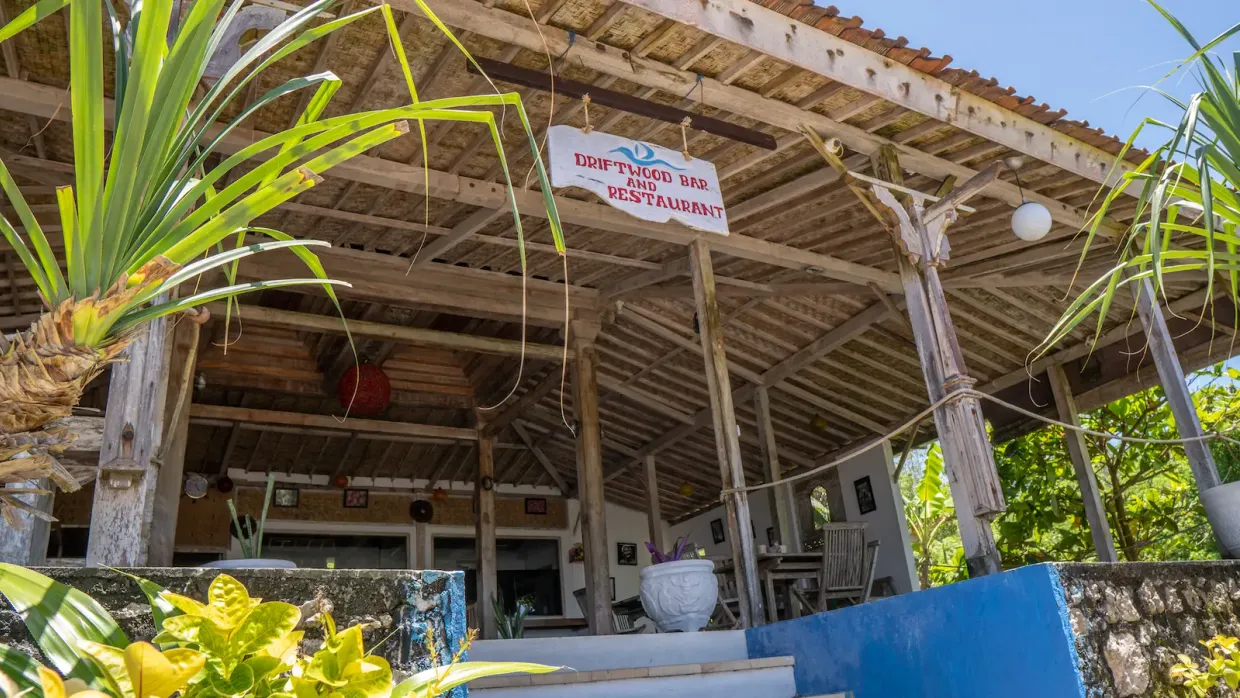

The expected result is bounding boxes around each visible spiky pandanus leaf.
[1036,2,1240,358]
[0,0,567,528]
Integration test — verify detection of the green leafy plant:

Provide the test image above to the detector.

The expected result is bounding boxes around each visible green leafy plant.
[0,0,565,520]
[0,565,558,698]
[226,474,276,560]
[901,446,966,588]
[1037,2,1240,357]
[1171,635,1240,696]
[490,593,528,641]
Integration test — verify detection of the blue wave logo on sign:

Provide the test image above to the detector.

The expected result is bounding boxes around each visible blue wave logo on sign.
[608,142,685,171]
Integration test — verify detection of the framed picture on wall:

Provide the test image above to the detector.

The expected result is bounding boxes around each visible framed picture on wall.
[524,498,547,515]
[854,476,877,515]
[343,489,369,509]
[273,488,299,508]
[617,542,637,566]
[710,518,725,544]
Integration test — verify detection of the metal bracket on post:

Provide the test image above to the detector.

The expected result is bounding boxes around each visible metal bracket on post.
[99,423,144,490]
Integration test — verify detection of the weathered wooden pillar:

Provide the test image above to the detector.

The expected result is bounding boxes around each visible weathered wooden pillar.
[148,312,204,565]
[572,318,612,635]
[643,454,667,553]
[1133,279,1222,492]
[688,238,765,626]
[87,315,171,567]
[754,387,800,552]
[0,480,52,565]
[869,146,1005,577]
[1047,363,1118,562]
[475,431,497,639]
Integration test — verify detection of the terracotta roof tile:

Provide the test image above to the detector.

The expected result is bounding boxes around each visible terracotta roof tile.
[749,0,1146,163]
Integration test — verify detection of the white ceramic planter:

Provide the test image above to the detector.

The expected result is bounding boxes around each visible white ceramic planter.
[639,559,718,633]
[202,558,297,569]
[1202,480,1240,558]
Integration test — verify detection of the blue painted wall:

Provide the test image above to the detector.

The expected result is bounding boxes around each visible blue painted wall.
[746,564,1084,698]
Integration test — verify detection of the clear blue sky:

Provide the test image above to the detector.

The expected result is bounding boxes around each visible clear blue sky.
[824,0,1239,152]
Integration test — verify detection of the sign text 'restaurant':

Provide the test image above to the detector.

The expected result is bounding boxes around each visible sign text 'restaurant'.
[548,125,729,235]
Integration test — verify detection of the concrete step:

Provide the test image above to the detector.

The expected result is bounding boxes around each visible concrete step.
[470,656,797,697]
[469,630,748,672]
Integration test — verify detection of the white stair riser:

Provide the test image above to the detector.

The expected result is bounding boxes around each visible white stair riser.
[472,666,796,698]
[470,631,748,672]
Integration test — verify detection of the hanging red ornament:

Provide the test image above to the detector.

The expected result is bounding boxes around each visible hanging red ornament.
[431,487,448,502]
[332,474,350,489]
[337,363,392,415]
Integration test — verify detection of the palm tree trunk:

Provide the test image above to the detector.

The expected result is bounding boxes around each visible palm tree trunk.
[0,301,134,525]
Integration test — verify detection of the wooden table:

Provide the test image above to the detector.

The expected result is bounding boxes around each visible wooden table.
[715,552,822,623]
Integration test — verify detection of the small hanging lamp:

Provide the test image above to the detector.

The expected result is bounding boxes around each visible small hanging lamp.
[1004,157,1052,242]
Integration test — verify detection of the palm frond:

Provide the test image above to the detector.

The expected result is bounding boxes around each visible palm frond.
[1037,2,1240,359]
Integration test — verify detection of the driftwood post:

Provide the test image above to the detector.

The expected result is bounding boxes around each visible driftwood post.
[148,313,203,565]
[475,429,498,639]
[1133,279,1222,493]
[855,143,1005,576]
[1047,363,1118,562]
[86,315,171,567]
[644,454,667,553]
[573,318,613,635]
[688,238,765,627]
[755,387,800,552]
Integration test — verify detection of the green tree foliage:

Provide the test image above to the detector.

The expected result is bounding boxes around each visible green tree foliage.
[901,363,1240,585]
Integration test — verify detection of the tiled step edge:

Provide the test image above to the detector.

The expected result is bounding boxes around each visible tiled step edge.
[471,656,795,690]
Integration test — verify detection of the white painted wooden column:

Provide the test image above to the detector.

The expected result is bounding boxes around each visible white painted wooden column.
[643,454,667,553]
[688,238,765,627]
[1134,279,1222,492]
[572,319,613,635]
[1047,363,1118,562]
[755,387,800,552]
[87,316,171,567]
[475,431,497,639]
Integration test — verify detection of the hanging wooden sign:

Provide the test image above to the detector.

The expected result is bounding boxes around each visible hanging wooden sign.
[548,125,729,235]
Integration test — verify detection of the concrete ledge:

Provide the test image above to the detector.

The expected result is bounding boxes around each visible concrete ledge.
[470,629,749,671]
[471,656,795,689]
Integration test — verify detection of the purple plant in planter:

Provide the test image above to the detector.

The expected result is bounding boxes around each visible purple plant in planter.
[646,537,696,564]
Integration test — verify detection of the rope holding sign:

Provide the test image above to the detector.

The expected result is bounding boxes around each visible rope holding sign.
[680,116,693,161]
[581,94,593,134]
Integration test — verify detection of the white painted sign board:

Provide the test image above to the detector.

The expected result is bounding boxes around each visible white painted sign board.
[547,125,729,235]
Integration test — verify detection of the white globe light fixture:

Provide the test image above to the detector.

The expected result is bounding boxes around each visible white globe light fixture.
[1011,201,1052,241]
[1002,156,1052,242]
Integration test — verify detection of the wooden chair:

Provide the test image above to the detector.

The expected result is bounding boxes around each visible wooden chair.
[573,588,646,634]
[712,568,742,629]
[815,523,881,611]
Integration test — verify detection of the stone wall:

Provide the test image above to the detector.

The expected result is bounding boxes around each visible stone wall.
[0,567,466,687]
[1056,562,1240,697]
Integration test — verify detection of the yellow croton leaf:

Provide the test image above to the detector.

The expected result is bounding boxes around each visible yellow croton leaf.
[38,667,66,698]
[207,574,261,631]
[125,643,205,698]
[338,657,392,698]
[262,630,305,666]
[79,642,134,698]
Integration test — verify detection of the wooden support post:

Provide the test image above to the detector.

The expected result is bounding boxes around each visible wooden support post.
[475,430,498,639]
[868,146,1004,578]
[87,315,171,567]
[1134,279,1222,492]
[572,319,613,635]
[644,454,667,553]
[148,313,204,565]
[1047,363,1118,562]
[688,238,765,627]
[755,387,800,552]
[0,479,51,565]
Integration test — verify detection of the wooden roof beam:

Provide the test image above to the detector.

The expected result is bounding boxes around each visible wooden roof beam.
[621,0,1136,196]
[404,0,1123,235]
[190,404,477,441]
